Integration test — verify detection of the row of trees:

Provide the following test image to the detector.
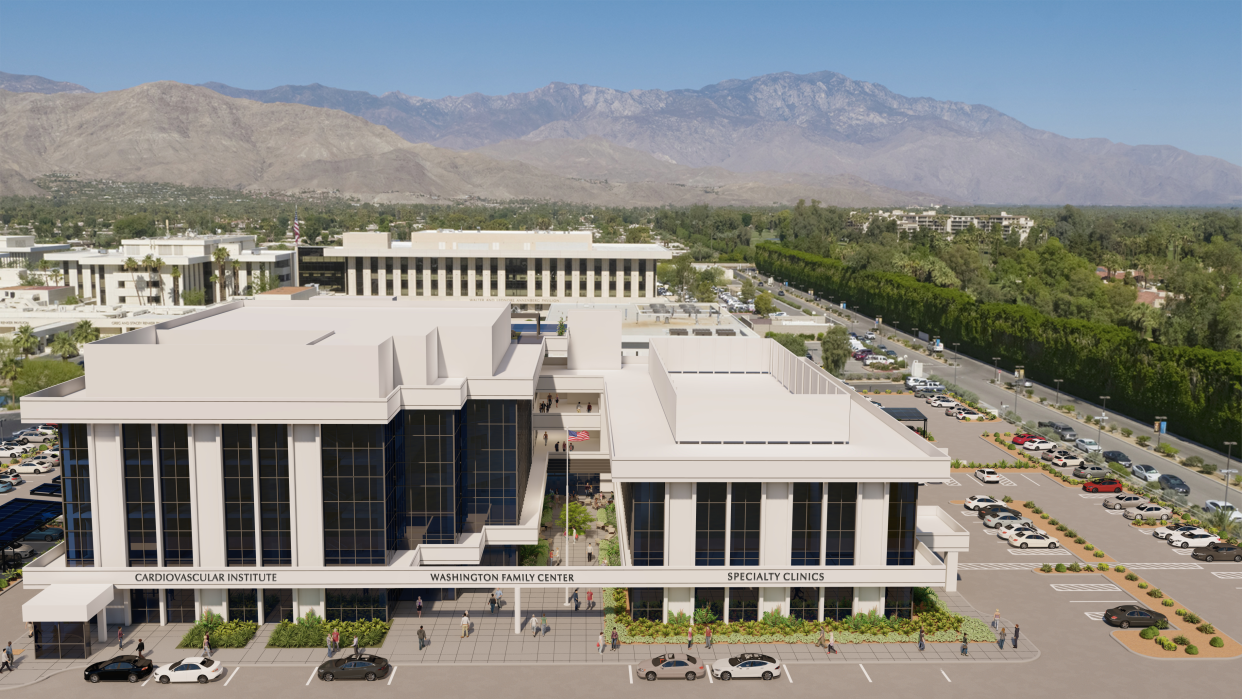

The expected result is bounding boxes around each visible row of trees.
[754,243,1241,449]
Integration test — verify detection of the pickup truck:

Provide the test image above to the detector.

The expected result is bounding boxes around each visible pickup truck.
[1038,420,1069,431]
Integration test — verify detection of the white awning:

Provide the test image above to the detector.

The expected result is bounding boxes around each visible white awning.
[22,583,113,622]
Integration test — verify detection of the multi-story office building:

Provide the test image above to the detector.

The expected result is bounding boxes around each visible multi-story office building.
[871,210,1035,242]
[297,230,671,303]
[45,235,294,306]
[20,298,967,658]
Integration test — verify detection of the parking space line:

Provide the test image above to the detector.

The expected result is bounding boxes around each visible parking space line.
[1051,583,1120,591]
[224,667,240,686]
[706,665,713,683]
[859,664,871,683]
[628,666,633,684]
[1084,612,1105,621]
[785,664,792,683]
[941,669,951,682]
[306,668,317,685]
[388,666,397,685]
[1020,474,1041,486]
[142,677,151,686]
[1212,572,1242,579]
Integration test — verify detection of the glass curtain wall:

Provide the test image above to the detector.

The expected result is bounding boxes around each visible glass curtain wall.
[122,425,157,567]
[626,482,665,566]
[505,258,527,296]
[825,483,858,565]
[790,587,819,620]
[729,483,761,566]
[464,400,532,527]
[62,424,93,566]
[824,587,853,620]
[158,425,193,566]
[791,483,823,565]
[228,589,258,622]
[628,588,663,621]
[728,587,758,622]
[322,424,389,565]
[886,483,919,566]
[222,425,256,566]
[695,483,726,566]
[398,410,460,547]
[258,425,292,566]
[884,587,913,618]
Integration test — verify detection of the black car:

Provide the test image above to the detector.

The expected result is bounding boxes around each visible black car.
[1102,450,1132,466]
[316,654,391,681]
[1192,542,1242,562]
[1158,474,1189,495]
[1104,605,1166,629]
[977,505,1020,520]
[84,655,154,683]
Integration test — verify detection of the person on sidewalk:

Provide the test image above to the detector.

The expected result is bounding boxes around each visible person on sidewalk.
[417,626,427,651]
[203,632,211,658]
[416,596,423,618]
[352,635,360,656]
[611,628,620,651]
[531,613,540,638]
[541,614,548,636]
[117,627,124,650]
[992,609,1000,629]
[577,402,581,413]
[489,592,497,614]
[918,627,925,652]
[554,442,560,452]
[817,625,825,648]
[687,624,694,649]
[332,629,340,652]
[961,636,969,656]
[0,642,13,673]
[705,626,713,649]
[1012,624,1019,649]
[543,432,548,446]
[827,631,836,655]
[586,542,592,563]
[597,632,605,654]
[461,612,470,638]
[586,589,594,611]
[326,633,333,657]
[998,626,1006,650]
[136,638,145,660]
[571,588,580,611]
[573,528,578,543]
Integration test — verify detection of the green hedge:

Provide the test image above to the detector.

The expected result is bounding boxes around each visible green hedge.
[755,242,1241,448]
[602,588,994,644]
[266,612,391,648]
[177,611,258,649]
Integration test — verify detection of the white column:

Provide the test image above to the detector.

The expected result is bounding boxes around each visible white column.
[817,587,825,622]
[151,428,164,567]
[630,263,639,299]
[945,551,959,592]
[556,262,566,298]
[645,264,655,299]
[498,259,506,296]
[724,482,732,564]
[482,263,491,297]
[570,260,579,299]
[586,260,595,298]
[527,257,535,297]
[467,258,476,297]
[194,589,202,621]
[86,425,103,567]
[257,589,265,625]
[513,587,521,634]
[97,610,108,642]
[819,483,829,565]
[346,258,356,296]
[159,589,168,626]
[541,262,550,299]
[437,258,446,297]
[451,257,461,297]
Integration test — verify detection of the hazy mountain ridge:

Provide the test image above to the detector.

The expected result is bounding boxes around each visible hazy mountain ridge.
[201,71,1241,205]
[0,81,939,206]
[0,71,93,95]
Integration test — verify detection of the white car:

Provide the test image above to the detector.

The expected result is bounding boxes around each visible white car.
[152,657,224,684]
[1008,532,1058,549]
[996,522,1046,539]
[0,473,25,486]
[1204,501,1242,522]
[12,429,55,444]
[1103,494,1146,510]
[928,396,956,407]
[1075,438,1101,453]
[974,468,1001,484]
[964,495,1001,510]
[12,462,54,474]
[1022,439,1056,451]
[1124,503,1173,521]
[1168,531,1221,549]
[1051,453,1086,468]
[710,653,782,681]
[1153,525,1200,540]
[1130,463,1160,482]
[983,513,1031,528]
[2,542,36,559]
[956,410,983,421]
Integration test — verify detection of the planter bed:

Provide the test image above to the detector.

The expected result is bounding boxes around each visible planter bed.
[266,613,391,649]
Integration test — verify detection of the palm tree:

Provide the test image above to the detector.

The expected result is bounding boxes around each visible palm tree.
[72,319,99,345]
[123,257,141,305]
[50,334,78,361]
[1126,303,1161,339]
[150,256,165,305]
[37,259,51,283]
[209,274,220,303]
[0,358,18,386]
[170,266,182,305]
[1204,509,1242,542]
[230,259,241,297]
[212,246,231,302]
[13,324,39,358]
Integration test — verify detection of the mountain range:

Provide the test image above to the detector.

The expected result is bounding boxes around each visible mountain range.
[2,70,1239,205]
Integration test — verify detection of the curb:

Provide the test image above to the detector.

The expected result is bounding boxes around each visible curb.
[1108,630,1241,661]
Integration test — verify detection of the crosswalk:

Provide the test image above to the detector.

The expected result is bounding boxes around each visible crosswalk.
[1083,612,1105,621]
[1079,494,1110,499]
[1210,571,1242,579]
[1008,548,1071,556]
[959,562,1042,571]
[1051,583,1120,592]
[1123,562,1202,570]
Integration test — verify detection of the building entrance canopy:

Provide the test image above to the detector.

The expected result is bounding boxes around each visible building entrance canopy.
[23,583,114,622]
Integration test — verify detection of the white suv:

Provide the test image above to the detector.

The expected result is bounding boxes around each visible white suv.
[1075,438,1101,453]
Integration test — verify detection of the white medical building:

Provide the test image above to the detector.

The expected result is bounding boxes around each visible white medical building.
[19,298,967,659]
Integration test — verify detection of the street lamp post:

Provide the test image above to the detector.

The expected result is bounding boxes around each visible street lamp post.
[1097,395,1110,446]
[1053,379,1063,408]
[1154,416,1167,449]
[992,357,1001,384]
[1014,365,1024,421]
[952,343,961,386]
[1224,442,1238,505]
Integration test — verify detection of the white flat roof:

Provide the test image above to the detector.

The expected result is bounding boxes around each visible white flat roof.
[668,373,849,443]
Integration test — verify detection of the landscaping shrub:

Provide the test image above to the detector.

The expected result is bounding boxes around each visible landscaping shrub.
[1121,427,1133,438]
[1066,530,1077,538]
[1147,589,1164,599]
[1049,519,1059,526]
[1161,599,1174,607]
[177,611,258,649]
[1172,634,1190,646]
[1196,623,1216,634]
[1056,525,1067,532]
[1113,565,1126,573]
[1210,637,1224,648]
[1138,582,1149,589]
[267,612,391,648]
[1040,564,1053,573]
[1182,611,1201,624]
[1158,637,1176,651]
[1126,573,1139,581]
[1023,500,1036,508]
[1185,645,1199,655]
[1083,543,1094,550]
[1093,550,1106,558]
[1155,618,1169,630]
[1175,608,1186,616]
[1068,562,1082,572]
[1003,495,1014,503]
[1074,537,1086,545]
[1139,627,1160,640]
[1055,563,1067,572]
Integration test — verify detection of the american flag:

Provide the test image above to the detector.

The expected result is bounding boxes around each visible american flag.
[292,206,300,245]
[567,430,590,442]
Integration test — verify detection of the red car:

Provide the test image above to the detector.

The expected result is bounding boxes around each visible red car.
[852,350,872,360]
[1083,478,1123,493]
[1011,433,1039,445]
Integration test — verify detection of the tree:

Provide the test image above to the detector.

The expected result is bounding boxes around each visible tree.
[765,331,807,357]
[49,333,78,360]
[170,265,182,305]
[12,324,39,358]
[212,246,231,301]
[71,319,99,345]
[672,253,696,298]
[754,292,776,317]
[230,259,241,296]
[182,289,206,306]
[149,256,165,304]
[11,359,84,405]
[113,214,156,239]
[0,336,18,386]
[820,325,852,376]
[739,278,756,304]
[555,501,595,534]
[123,257,141,304]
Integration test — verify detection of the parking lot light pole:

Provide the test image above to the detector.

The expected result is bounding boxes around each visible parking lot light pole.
[1224,441,1238,504]
[992,357,1001,384]
[1053,379,1063,408]
[1154,416,1167,448]
[1013,366,1024,421]
[1097,396,1110,445]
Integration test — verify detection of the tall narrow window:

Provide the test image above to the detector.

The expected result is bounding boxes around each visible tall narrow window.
[322,424,388,566]
[790,587,819,620]
[430,258,439,296]
[370,257,379,295]
[639,259,647,295]
[475,258,483,296]
[579,258,587,296]
[729,483,761,566]
[608,259,617,297]
[490,258,498,295]
[122,425,157,567]
[626,482,665,566]
[549,258,558,297]
[623,259,632,297]
[464,400,531,527]
[354,258,363,295]
[222,424,256,566]
[415,257,424,296]
[825,482,857,565]
[258,425,291,566]
[884,587,914,618]
[791,483,823,565]
[564,259,572,297]
[385,257,393,296]
[534,258,543,296]
[824,587,853,620]
[594,259,602,296]
[505,258,527,297]
[63,424,93,567]
[400,411,460,547]
[695,483,725,566]
[444,258,454,297]
[459,258,469,296]
[159,425,193,566]
[886,483,918,566]
[400,257,409,296]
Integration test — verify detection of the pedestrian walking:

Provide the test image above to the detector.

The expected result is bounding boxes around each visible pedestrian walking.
[416,596,423,618]
[998,626,1006,650]
[461,612,470,638]
[961,637,969,656]
[541,614,548,636]
[117,627,124,650]
[586,542,592,562]
[817,625,825,648]
[531,613,540,638]
[26,621,33,638]
[577,401,581,413]
[203,632,211,657]
[489,593,497,614]
[555,395,559,408]
[543,431,548,446]
[918,626,925,652]
[1013,624,1020,649]
[992,609,1000,629]
[571,588,580,611]
[705,626,713,649]
[827,630,837,655]
[587,402,592,413]
[586,589,594,610]
[352,635,360,656]
[573,528,579,543]
[598,632,605,654]
[555,441,560,452]
[137,638,145,659]
[417,626,427,651]
[687,624,694,649]
[611,628,619,651]
[0,642,12,673]
[326,632,333,656]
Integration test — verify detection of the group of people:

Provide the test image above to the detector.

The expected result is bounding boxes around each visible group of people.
[552,439,575,452]
[535,394,593,415]
[324,629,362,656]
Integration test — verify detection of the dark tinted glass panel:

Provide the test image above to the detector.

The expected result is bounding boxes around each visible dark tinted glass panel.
[326,588,393,622]
[884,587,913,618]
[398,410,459,547]
[63,424,93,566]
[792,483,823,566]
[886,483,918,566]
[258,425,291,566]
[695,483,725,566]
[228,588,258,623]
[790,586,819,620]
[728,587,758,622]
[824,587,853,620]
[159,425,193,566]
[463,401,531,528]
[639,259,647,294]
[166,588,196,623]
[222,425,255,566]
[122,425,157,567]
[629,588,663,621]
[297,248,345,293]
[130,588,161,625]
[826,483,857,565]
[505,258,527,297]
[623,259,631,297]
[730,483,760,566]
[694,587,723,620]
[322,424,388,565]
[264,588,294,623]
[626,482,664,566]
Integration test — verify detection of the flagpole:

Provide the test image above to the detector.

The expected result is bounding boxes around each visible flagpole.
[564,425,571,606]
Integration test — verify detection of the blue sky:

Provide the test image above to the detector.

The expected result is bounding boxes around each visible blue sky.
[2,1,1239,164]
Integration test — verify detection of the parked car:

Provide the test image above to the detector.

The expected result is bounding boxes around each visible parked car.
[1011,433,1040,445]
[1075,438,1101,453]
[1203,501,1242,522]
[964,495,1002,511]
[1157,474,1189,495]
[956,410,983,421]
[1008,532,1058,549]
[974,468,1001,484]
[83,655,154,683]
[977,505,1020,519]
[153,657,224,684]
[997,522,1045,539]
[983,512,1032,529]
[1037,420,1070,431]
[1102,450,1133,467]
[1168,530,1221,549]
[1130,463,1160,482]
[316,655,391,681]
[1072,464,1110,481]
[1103,494,1146,510]
[12,428,55,444]
[636,653,706,681]
[1051,452,1086,468]
[0,482,14,494]
[21,527,63,543]
[945,406,968,417]
[1055,426,1078,440]
[1191,542,1242,562]
[2,542,36,559]
[1104,605,1166,629]
[0,473,26,486]
[1081,477,1123,493]
[12,462,55,475]
[710,653,782,681]
[929,397,956,408]
[1022,439,1057,451]
[1124,503,1173,521]
[1043,448,1069,462]
[1153,525,1201,540]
